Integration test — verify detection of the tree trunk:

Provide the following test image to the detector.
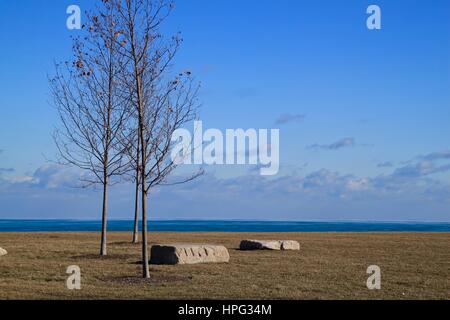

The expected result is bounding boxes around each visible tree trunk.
[141,188,149,278]
[138,101,149,278]
[100,177,108,256]
[101,38,113,257]
[137,86,149,278]
[130,18,149,277]
[132,138,140,244]
[132,165,140,244]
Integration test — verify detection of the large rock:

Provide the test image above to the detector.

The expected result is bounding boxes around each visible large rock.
[150,244,230,265]
[0,247,7,256]
[240,240,300,251]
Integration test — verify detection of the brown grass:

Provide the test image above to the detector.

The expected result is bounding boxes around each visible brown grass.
[0,232,449,300]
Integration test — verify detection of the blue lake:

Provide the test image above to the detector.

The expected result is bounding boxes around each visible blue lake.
[0,219,449,232]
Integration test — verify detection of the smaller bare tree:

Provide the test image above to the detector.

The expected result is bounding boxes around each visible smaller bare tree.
[117,0,203,278]
[50,1,130,256]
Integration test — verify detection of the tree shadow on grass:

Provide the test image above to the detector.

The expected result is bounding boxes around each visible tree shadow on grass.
[107,274,193,285]
[72,253,136,260]
[110,241,140,246]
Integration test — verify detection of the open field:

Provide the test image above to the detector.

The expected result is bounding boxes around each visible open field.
[0,232,449,300]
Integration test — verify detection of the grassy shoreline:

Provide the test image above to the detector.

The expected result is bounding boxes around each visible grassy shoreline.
[0,232,449,299]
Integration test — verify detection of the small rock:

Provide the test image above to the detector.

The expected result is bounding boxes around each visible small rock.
[240,240,282,251]
[150,244,230,265]
[240,240,300,251]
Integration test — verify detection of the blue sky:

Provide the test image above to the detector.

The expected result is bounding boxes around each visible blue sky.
[0,0,449,221]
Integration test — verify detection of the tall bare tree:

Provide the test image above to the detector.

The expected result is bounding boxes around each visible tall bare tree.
[117,0,202,278]
[50,0,130,256]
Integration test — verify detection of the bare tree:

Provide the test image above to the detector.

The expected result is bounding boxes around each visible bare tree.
[117,0,202,278]
[50,0,130,256]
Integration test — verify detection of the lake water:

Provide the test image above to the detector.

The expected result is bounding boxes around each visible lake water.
[0,220,449,232]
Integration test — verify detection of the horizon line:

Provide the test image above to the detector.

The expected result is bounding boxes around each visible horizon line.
[0,218,449,224]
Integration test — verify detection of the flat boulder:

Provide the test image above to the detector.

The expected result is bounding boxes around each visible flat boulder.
[240,240,300,251]
[0,247,7,256]
[150,244,230,265]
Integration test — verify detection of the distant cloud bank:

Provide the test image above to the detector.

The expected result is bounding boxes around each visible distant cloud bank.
[0,149,449,221]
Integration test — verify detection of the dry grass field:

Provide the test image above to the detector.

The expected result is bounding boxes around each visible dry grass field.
[0,232,449,300]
